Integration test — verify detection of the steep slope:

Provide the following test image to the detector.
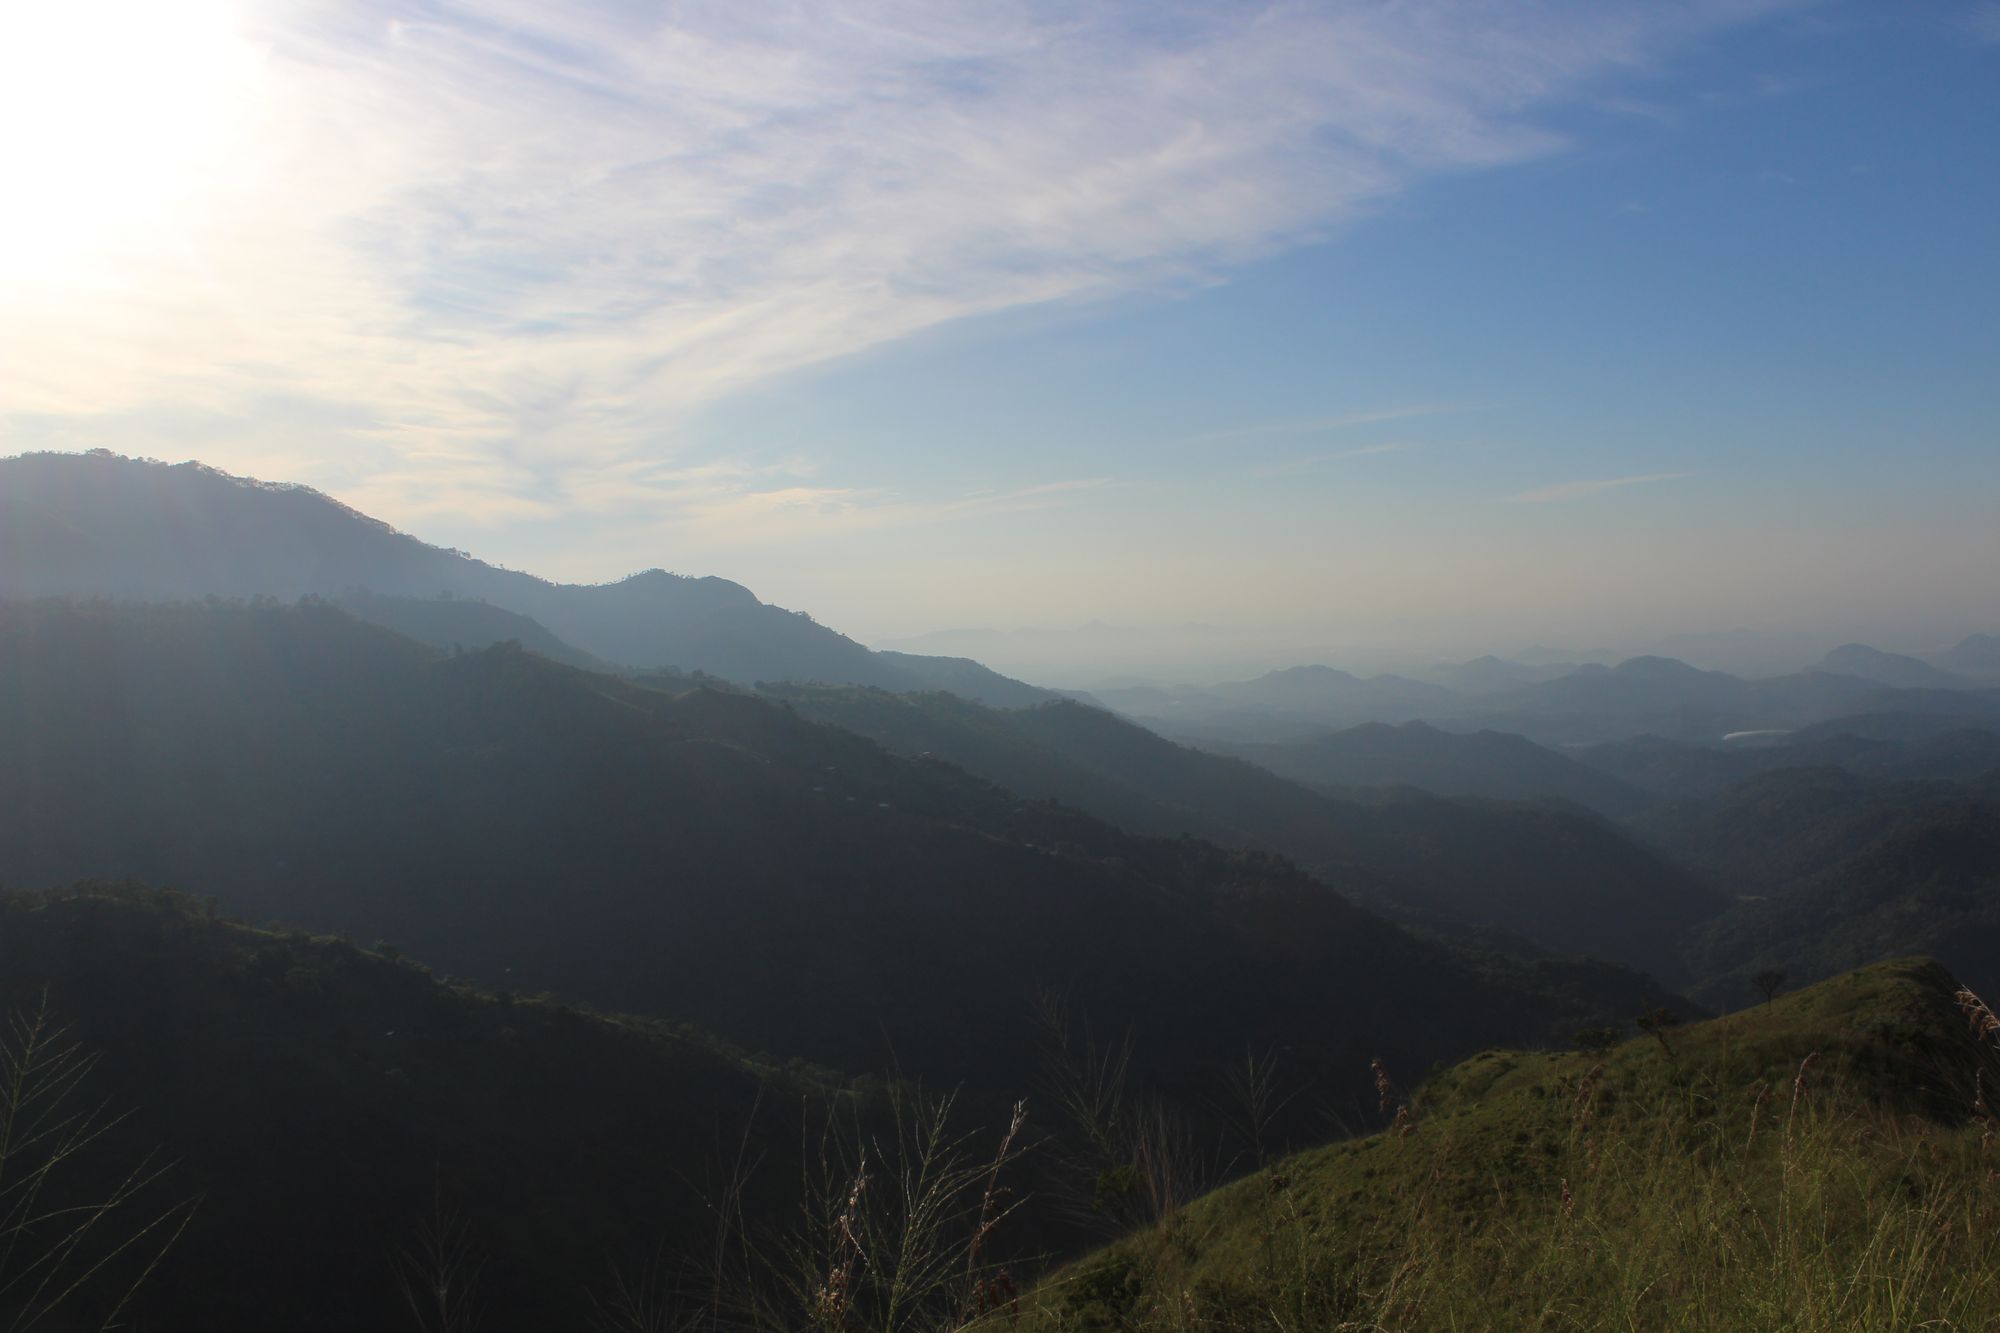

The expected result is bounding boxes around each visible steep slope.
[0,450,1044,702]
[1632,766,1995,892]
[1021,958,2000,1331]
[1685,777,2000,1005]
[335,590,606,668]
[0,601,1654,1108]
[0,886,851,1333]
[1215,719,1647,816]
[761,688,1724,978]
[873,649,1068,708]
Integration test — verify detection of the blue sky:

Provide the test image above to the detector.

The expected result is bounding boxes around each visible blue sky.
[2,0,1995,670]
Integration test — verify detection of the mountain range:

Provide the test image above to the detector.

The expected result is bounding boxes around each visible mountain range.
[1097,650,2000,747]
[0,599,1674,1111]
[6,447,2000,1329]
[0,450,1051,705]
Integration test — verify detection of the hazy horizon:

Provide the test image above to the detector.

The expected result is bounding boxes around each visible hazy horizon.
[4,2,1995,664]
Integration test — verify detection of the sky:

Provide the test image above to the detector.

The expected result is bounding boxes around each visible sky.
[2,0,1996,674]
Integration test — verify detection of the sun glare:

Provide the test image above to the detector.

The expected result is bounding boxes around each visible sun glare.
[0,0,262,283]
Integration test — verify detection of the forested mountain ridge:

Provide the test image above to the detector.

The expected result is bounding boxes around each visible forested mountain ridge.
[0,600,1669,1111]
[761,685,1725,978]
[0,449,1053,704]
[1211,719,1649,816]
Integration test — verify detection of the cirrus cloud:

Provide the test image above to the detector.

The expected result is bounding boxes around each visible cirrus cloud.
[1,0,1800,518]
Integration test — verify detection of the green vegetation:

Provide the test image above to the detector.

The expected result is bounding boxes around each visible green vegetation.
[1014,958,2000,1332]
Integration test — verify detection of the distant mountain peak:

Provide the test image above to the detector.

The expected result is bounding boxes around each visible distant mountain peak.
[1612,655,1710,678]
[1817,642,1966,690]
[0,449,1051,704]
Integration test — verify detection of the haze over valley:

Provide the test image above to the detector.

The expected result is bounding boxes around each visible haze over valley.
[1,2,1997,1328]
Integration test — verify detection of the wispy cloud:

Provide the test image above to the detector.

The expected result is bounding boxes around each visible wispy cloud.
[1252,442,1413,479]
[1179,407,1469,449]
[1,0,1797,517]
[333,442,1117,546]
[1504,472,1689,503]
[1968,3,2000,44]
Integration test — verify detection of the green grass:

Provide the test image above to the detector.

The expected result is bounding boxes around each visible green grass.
[1015,958,2000,1332]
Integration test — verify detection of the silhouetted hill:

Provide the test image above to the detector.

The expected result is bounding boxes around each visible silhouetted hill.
[873,649,1071,709]
[0,885,854,1333]
[0,450,1050,703]
[1467,658,2000,747]
[1090,651,1998,749]
[1209,664,1458,718]
[1214,720,1648,816]
[1090,666,1461,742]
[1423,654,1581,694]
[0,601,1655,1108]
[1580,720,2000,801]
[1937,632,2000,681]
[335,590,606,668]
[761,688,1722,977]
[1817,642,1968,690]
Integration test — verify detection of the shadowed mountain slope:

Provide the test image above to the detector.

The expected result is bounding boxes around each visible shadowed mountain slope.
[0,886,851,1333]
[0,601,1665,1108]
[1666,770,2000,1005]
[334,589,607,669]
[1213,719,1648,816]
[1579,723,2000,801]
[760,687,1724,978]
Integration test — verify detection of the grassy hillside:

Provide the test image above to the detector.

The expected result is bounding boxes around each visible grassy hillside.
[1018,957,2000,1331]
